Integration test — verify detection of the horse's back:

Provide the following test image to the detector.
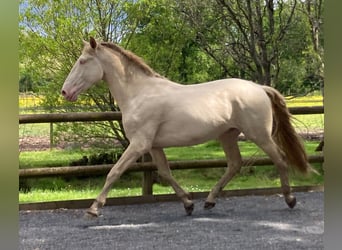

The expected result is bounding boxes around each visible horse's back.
[181,78,271,114]
[150,78,273,147]
[187,78,264,95]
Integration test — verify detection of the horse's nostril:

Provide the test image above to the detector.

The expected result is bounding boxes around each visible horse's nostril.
[61,90,66,96]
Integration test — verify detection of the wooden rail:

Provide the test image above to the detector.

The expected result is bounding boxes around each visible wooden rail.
[19,111,122,124]
[19,155,323,179]
[287,106,323,115]
[19,106,323,124]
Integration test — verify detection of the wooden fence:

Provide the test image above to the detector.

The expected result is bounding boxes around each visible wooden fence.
[19,106,324,196]
[19,106,323,124]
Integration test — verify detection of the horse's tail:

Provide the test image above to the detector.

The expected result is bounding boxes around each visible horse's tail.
[262,86,313,174]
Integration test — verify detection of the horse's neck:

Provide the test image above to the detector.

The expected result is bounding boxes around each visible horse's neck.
[101,52,182,111]
[103,68,152,111]
[106,73,181,112]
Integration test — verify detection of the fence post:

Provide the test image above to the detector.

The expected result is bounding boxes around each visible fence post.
[49,123,54,150]
[140,153,153,196]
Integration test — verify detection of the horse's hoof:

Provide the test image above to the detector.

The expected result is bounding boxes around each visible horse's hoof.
[84,213,97,220]
[184,203,194,216]
[204,201,216,210]
[286,196,297,209]
[84,208,99,219]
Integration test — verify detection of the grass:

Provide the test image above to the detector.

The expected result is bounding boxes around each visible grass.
[20,149,86,168]
[286,94,324,130]
[285,94,323,107]
[19,123,50,137]
[19,94,324,203]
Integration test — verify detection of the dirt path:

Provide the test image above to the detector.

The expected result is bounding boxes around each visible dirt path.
[19,136,54,151]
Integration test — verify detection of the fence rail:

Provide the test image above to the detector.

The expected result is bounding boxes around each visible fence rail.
[19,106,323,124]
[19,106,324,196]
[20,155,323,179]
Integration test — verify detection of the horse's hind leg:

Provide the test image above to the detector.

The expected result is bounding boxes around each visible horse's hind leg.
[150,148,194,215]
[252,136,296,208]
[205,129,242,209]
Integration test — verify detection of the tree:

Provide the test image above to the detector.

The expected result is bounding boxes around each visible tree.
[124,0,219,84]
[19,0,136,148]
[178,0,300,87]
[300,0,324,94]
[19,70,33,92]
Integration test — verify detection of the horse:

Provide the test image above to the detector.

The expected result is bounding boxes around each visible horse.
[61,37,314,217]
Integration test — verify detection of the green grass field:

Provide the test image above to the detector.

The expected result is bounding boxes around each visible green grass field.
[19,94,324,203]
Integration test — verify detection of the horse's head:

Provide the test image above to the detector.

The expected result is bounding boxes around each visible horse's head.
[61,37,104,101]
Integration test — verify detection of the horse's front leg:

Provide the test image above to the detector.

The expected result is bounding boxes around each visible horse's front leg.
[86,141,149,217]
[150,148,194,215]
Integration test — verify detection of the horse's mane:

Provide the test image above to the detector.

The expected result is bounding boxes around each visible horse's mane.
[100,42,161,78]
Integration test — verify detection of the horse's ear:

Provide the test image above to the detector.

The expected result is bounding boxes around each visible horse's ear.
[89,37,97,49]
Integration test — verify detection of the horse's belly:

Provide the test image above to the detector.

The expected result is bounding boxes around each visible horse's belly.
[152,121,230,148]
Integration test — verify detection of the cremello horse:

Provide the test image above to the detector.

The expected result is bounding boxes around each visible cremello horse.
[62,37,313,217]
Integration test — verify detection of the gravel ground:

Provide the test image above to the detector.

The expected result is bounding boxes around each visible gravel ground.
[19,191,323,250]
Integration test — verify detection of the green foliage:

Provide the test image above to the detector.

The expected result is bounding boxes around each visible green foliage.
[123,0,217,83]
[19,71,34,92]
[19,0,325,91]
[179,0,323,92]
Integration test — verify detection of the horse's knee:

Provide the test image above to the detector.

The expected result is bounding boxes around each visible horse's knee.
[106,168,122,182]
[157,168,174,182]
[228,160,242,174]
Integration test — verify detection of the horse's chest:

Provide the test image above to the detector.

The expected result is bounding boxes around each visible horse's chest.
[121,112,160,139]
